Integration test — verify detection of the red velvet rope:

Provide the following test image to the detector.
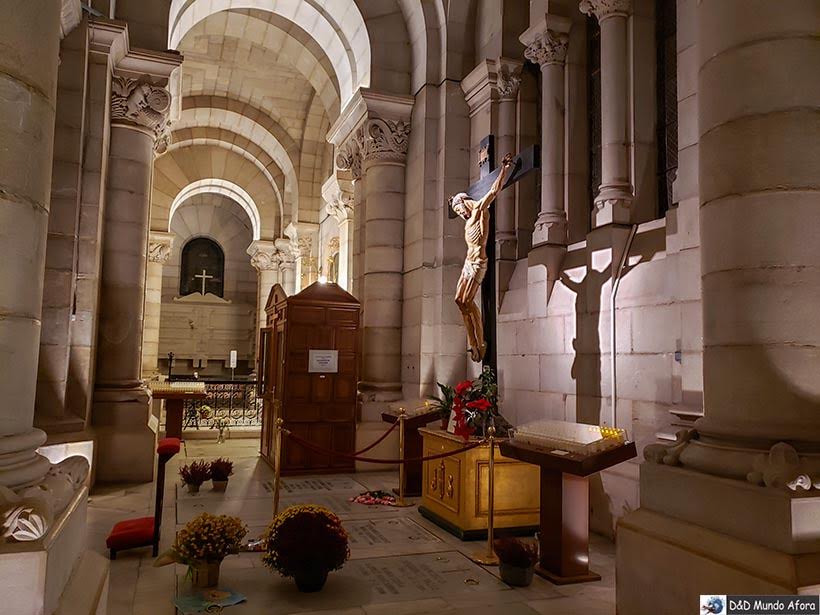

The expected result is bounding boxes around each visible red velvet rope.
[352,419,399,456]
[284,430,484,464]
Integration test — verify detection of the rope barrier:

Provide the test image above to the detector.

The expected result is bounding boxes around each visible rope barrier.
[283,429,484,464]
[352,419,399,456]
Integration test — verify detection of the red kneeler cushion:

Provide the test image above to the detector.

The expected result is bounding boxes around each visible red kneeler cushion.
[106,517,155,551]
[157,437,181,457]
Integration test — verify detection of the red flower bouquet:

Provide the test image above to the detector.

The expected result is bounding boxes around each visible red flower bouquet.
[445,367,510,440]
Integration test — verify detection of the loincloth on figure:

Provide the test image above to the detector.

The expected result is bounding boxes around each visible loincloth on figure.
[459,258,488,286]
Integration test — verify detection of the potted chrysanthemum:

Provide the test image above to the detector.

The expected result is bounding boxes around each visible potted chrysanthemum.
[262,505,349,592]
[155,512,247,588]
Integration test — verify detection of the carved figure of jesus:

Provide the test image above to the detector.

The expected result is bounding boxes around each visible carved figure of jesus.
[450,153,514,362]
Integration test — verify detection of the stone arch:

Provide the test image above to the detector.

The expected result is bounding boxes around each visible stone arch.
[153,144,281,237]
[169,0,371,104]
[167,130,285,218]
[396,0,446,91]
[178,9,342,120]
[170,179,261,241]
[176,97,301,221]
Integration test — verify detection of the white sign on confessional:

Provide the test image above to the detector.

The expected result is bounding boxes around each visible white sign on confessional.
[308,350,339,373]
[229,350,237,368]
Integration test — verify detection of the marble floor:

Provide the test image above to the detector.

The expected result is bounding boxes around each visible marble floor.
[87,438,616,615]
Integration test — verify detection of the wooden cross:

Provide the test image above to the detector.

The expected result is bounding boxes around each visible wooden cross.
[194,268,213,295]
[451,136,540,372]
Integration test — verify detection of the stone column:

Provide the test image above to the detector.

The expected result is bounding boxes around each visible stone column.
[461,58,524,299]
[0,0,62,489]
[495,61,522,258]
[334,132,365,299]
[279,250,297,296]
[323,175,355,292]
[35,20,89,428]
[92,71,176,482]
[326,196,354,291]
[359,116,411,406]
[297,237,316,290]
[247,240,281,331]
[580,0,633,227]
[521,21,571,246]
[142,231,173,378]
[617,2,820,607]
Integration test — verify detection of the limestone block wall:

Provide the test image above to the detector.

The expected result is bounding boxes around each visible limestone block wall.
[157,197,257,374]
[495,0,703,537]
[158,301,255,373]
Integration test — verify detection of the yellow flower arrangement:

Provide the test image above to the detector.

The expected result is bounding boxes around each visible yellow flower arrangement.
[262,504,349,578]
[155,512,247,566]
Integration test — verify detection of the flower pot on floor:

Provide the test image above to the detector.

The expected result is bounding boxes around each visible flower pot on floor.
[294,568,329,592]
[212,480,228,492]
[499,562,534,587]
[190,559,222,588]
[186,483,200,494]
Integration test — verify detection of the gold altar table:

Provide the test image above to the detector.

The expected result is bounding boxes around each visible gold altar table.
[418,427,540,539]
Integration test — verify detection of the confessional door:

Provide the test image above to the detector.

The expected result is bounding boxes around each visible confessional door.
[280,304,358,473]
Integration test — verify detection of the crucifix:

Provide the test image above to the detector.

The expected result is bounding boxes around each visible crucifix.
[193,268,213,295]
[449,135,540,371]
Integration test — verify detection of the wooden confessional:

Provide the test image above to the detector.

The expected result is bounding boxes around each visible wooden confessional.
[259,282,361,474]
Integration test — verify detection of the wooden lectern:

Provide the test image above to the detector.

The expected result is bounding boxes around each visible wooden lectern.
[149,381,208,439]
[499,436,636,584]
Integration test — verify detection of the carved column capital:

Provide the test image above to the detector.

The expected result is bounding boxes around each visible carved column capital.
[247,242,281,272]
[524,29,570,67]
[326,193,354,222]
[297,237,312,259]
[497,61,523,99]
[579,0,631,21]
[111,75,172,140]
[362,117,411,164]
[335,127,364,180]
[148,232,174,264]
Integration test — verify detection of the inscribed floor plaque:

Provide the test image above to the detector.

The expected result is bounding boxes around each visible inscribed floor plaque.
[175,551,510,614]
[345,517,444,558]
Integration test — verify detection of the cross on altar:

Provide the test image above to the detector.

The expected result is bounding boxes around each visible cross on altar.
[193,269,213,295]
[451,136,540,372]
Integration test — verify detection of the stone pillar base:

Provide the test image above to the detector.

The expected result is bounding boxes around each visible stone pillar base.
[617,508,820,615]
[92,386,156,482]
[0,487,108,615]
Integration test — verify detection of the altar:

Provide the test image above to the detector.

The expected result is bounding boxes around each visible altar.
[417,427,540,539]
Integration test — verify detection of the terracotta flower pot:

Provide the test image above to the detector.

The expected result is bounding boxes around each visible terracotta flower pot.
[212,479,228,492]
[499,562,534,587]
[294,568,329,592]
[190,560,222,588]
[186,483,201,494]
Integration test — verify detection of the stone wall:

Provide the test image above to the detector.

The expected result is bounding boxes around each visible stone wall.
[156,197,257,376]
[494,0,703,537]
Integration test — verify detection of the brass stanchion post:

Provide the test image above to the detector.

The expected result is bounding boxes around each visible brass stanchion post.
[273,416,284,517]
[395,407,413,507]
[471,425,499,565]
